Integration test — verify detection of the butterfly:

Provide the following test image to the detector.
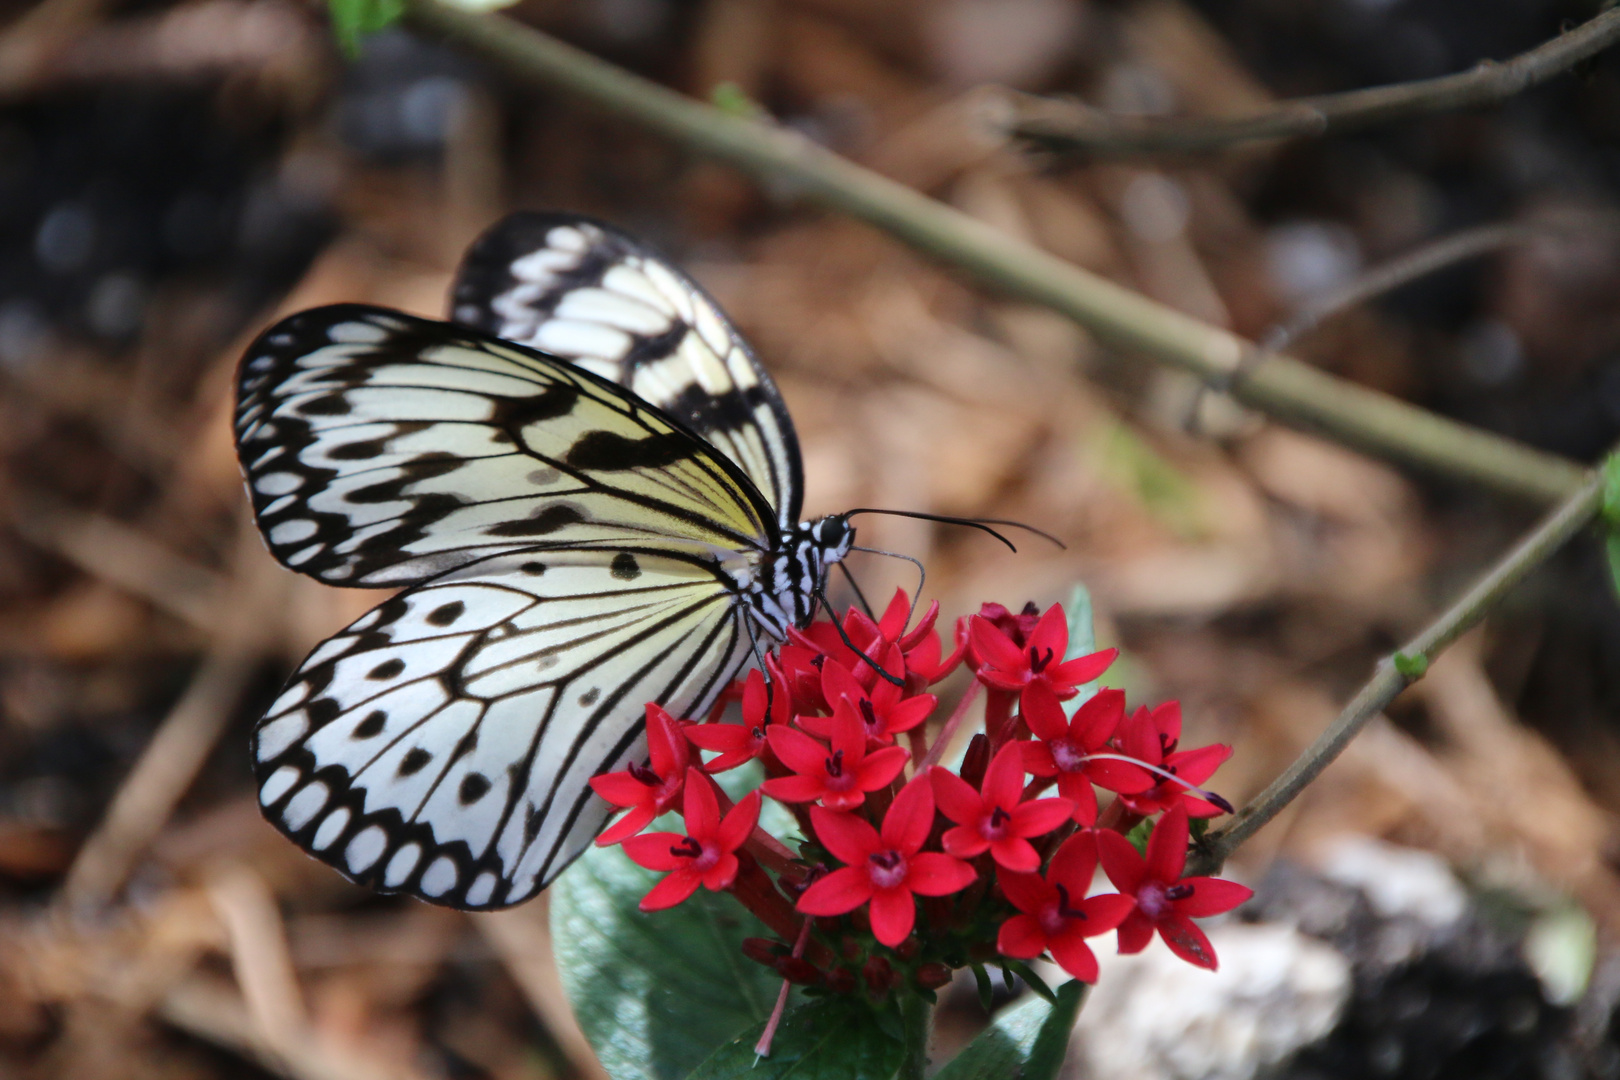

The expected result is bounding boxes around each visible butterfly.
[238,212,861,910]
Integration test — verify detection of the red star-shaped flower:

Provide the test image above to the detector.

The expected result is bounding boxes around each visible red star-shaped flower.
[1113,702,1232,818]
[997,832,1137,982]
[929,743,1074,871]
[798,653,935,745]
[589,703,690,845]
[622,768,761,911]
[686,668,785,773]
[761,706,908,810]
[1022,688,1154,825]
[796,775,977,946]
[1095,804,1253,969]
[968,604,1117,717]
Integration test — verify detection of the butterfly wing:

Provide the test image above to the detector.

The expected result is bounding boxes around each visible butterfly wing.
[451,212,804,527]
[253,544,752,908]
[235,304,778,587]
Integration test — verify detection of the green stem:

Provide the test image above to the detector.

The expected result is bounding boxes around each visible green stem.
[898,993,932,1080]
[1189,464,1608,877]
[401,0,1586,507]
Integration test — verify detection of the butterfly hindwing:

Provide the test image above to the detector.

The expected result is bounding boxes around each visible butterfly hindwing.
[451,212,804,526]
[253,544,752,909]
[235,304,777,587]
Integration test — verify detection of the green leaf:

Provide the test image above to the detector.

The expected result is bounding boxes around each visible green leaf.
[934,980,1086,1080]
[999,959,1056,1004]
[550,842,786,1080]
[1062,583,1100,713]
[1602,453,1620,530]
[686,996,905,1080]
[327,0,404,56]
[1607,534,1620,606]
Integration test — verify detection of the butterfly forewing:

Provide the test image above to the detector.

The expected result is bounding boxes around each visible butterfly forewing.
[236,304,777,587]
[254,544,752,908]
[451,212,804,526]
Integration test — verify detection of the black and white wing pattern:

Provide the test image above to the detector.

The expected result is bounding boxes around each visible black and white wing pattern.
[253,545,751,909]
[236,304,777,587]
[238,304,774,907]
[451,212,804,527]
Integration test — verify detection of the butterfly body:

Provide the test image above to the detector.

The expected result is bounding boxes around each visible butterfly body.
[240,214,852,909]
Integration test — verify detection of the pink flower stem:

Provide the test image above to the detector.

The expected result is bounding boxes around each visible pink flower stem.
[919,680,982,770]
[755,916,814,1057]
[744,827,799,876]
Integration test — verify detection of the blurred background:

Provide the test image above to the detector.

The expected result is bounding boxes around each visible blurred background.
[3,0,1620,1077]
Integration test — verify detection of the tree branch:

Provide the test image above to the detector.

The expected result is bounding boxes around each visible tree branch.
[402,0,1587,506]
[1010,7,1620,156]
[1188,463,1608,877]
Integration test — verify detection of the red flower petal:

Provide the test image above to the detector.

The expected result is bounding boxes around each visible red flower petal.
[997,913,1048,959]
[988,836,1041,872]
[761,774,827,803]
[998,870,1057,916]
[621,831,689,871]
[1146,804,1190,883]
[1077,892,1137,934]
[766,725,830,775]
[1025,605,1071,659]
[796,866,873,915]
[868,888,916,947]
[590,771,652,806]
[877,588,911,642]
[1157,913,1220,969]
[1115,909,1155,954]
[1047,932,1100,983]
[969,615,1026,673]
[1048,647,1118,688]
[597,805,655,846]
[1020,688,1070,742]
[645,704,689,776]
[853,745,909,790]
[1020,741,1058,778]
[1072,688,1125,747]
[684,725,751,752]
[821,659,865,713]
[942,825,990,859]
[1047,830,1099,890]
[928,767,984,826]
[1095,828,1147,895]
[717,790,762,852]
[1008,798,1075,840]
[906,852,977,896]
[700,851,740,892]
[682,769,719,837]
[881,775,936,855]
[640,870,702,911]
[883,695,935,734]
[1170,877,1253,918]
[981,743,1026,809]
[809,806,881,865]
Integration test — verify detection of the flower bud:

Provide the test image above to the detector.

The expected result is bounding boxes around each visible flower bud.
[862,955,896,994]
[776,957,824,985]
[826,966,857,994]
[915,963,953,991]
[960,733,991,789]
[741,938,782,967]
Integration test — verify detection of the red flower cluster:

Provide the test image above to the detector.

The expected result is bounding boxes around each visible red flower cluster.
[588,590,1251,1003]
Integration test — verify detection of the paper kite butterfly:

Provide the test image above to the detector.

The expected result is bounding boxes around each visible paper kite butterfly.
[238,212,860,909]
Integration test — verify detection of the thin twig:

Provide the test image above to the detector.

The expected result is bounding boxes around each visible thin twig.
[1189,464,1608,876]
[1009,8,1620,156]
[474,905,612,1080]
[402,0,1587,506]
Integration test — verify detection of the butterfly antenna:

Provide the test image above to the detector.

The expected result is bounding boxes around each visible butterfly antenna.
[835,560,877,620]
[850,545,926,627]
[814,584,905,688]
[842,509,1066,553]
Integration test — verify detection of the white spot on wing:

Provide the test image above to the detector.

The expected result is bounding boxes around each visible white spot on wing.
[420,856,458,897]
[465,872,497,907]
[346,825,388,873]
[313,807,351,850]
[256,711,309,761]
[283,781,330,831]
[384,842,422,887]
[535,319,632,360]
[269,519,318,545]
[256,472,304,496]
[329,321,389,344]
[259,765,301,806]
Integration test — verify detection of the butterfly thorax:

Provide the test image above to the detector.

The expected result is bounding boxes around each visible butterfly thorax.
[743,515,854,641]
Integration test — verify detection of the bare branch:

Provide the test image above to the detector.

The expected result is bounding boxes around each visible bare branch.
[1010,8,1620,156]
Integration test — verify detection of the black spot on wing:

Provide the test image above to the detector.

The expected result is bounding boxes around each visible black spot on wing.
[491,382,580,430]
[610,552,641,580]
[486,504,586,537]
[564,430,694,471]
[427,601,465,627]
[354,710,387,739]
[458,773,491,804]
[399,747,432,776]
[368,658,405,680]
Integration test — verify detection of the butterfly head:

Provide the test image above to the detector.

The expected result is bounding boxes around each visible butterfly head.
[808,514,855,564]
